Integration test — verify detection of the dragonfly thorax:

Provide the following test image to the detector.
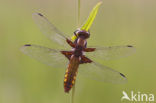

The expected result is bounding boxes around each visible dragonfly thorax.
[73,45,83,57]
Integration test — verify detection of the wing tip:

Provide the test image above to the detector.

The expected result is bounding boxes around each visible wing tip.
[120,73,126,78]
[127,45,133,47]
[32,12,44,17]
[20,44,32,53]
[24,44,31,46]
[119,72,128,83]
[127,45,136,54]
[37,13,44,17]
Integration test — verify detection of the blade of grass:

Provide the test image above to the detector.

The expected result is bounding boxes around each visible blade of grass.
[81,1,102,31]
[71,1,102,41]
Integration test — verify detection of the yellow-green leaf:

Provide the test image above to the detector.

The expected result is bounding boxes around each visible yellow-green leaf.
[71,35,77,41]
[81,1,102,31]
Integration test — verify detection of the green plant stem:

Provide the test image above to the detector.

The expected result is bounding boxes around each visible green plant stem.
[71,0,80,103]
[71,84,75,103]
[77,0,81,27]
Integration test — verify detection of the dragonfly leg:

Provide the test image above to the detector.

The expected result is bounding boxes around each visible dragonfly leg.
[66,39,76,48]
[80,55,92,64]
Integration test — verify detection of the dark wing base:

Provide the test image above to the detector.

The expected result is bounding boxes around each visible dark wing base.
[61,51,73,60]
[80,55,92,64]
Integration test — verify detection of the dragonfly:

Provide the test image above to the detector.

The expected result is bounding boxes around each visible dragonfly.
[21,2,135,93]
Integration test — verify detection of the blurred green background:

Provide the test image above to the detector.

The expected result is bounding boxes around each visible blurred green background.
[0,0,156,103]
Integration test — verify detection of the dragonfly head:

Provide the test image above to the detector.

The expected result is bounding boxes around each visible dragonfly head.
[74,30,90,39]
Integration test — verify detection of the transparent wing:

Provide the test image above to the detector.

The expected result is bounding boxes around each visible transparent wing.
[79,62,127,83]
[86,45,135,61]
[32,13,70,48]
[20,44,68,69]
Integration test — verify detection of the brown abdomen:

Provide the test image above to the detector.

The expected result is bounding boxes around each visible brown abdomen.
[64,55,79,93]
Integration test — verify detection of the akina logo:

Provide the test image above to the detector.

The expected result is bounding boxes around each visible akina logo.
[121,91,154,102]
